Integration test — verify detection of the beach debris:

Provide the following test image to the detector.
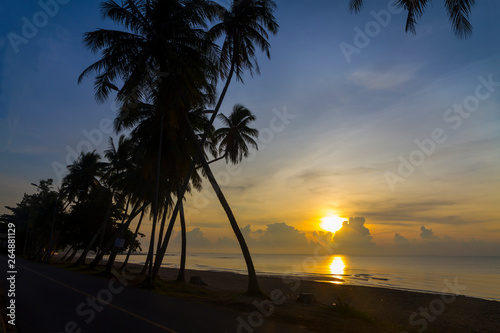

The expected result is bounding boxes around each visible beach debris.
[189,276,208,286]
[297,293,315,304]
[332,295,348,309]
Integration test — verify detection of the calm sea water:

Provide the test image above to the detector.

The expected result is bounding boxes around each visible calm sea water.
[116,253,500,302]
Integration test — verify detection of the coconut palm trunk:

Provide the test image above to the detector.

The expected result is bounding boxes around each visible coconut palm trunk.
[175,174,187,282]
[74,190,122,266]
[61,246,72,261]
[120,209,145,271]
[176,200,187,282]
[96,205,145,272]
[88,202,145,269]
[156,207,168,252]
[65,247,78,262]
[151,64,235,281]
[91,193,132,268]
[144,114,165,287]
[96,189,118,256]
[184,113,260,294]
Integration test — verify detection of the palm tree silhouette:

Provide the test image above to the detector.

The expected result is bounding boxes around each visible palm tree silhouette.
[93,136,140,270]
[78,0,217,278]
[79,0,278,294]
[61,151,106,204]
[61,151,108,265]
[214,104,259,165]
[348,0,476,38]
[155,0,278,294]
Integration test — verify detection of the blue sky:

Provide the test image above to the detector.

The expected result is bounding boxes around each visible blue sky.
[1,0,499,254]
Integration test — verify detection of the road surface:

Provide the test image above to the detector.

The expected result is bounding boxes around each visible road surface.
[0,256,313,333]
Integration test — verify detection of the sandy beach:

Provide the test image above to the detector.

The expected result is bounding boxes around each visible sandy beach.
[83,258,500,333]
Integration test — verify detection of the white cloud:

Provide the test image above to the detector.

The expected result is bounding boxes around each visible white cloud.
[348,65,419,91]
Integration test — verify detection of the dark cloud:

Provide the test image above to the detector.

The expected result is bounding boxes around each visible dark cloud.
[172,227,211,249]
[394,233,410,245]
[420,225,439,240]
[242,222,315,254]
[214,236,238,248]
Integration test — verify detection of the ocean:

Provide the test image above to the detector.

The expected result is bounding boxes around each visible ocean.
[116,253,500,302]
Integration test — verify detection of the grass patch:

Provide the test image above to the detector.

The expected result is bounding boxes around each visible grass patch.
[328,295,375,323]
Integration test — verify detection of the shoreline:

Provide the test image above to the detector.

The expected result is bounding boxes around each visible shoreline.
[62,255,500,333]
[116,254,500,303]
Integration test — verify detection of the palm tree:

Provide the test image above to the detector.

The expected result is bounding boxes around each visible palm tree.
[214,104,259,164]
[78,0,218,278]
[182,111,266,293]
[78,0,218,117]
[154,0,278,294]
[185,0,278,147]
[61,151,107,264]
[88,135,139,268]
[348,0,476,38]
[148,110,212,282]
[171,0,279,177]
[152,104,260,291]
[61,151,106,205]
[175,105,259,283]
[80,0,278,294]
[120,209,146,271]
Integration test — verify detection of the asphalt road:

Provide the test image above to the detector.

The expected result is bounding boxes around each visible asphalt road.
[0,256,313,333]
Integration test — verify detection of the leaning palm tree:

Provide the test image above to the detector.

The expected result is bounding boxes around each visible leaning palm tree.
[174,106,259,282]
[210,0,279,99]
[348,0,476,38]
[164,106,264,292]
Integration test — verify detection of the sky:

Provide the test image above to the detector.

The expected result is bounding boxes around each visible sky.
[0,0,499,256]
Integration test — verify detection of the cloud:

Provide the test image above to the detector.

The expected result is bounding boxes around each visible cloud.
[394,233,410,245]
[170,223,319,254]
[172,227,211,249]
[242,222,315,254]
[333,217,376,254]
[353,199,487,226]
[391,226,500,256]
[420,225,439,240]
[164,220,500,257]
[214,236,238,249]
[348,65,419,91]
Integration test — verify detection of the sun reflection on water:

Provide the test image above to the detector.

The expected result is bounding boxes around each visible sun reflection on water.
[329,256,346,284]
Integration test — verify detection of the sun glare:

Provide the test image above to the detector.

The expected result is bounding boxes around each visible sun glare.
[320,215,345,233]
[329,256,345,276]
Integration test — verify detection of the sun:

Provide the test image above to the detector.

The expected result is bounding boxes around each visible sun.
[320,215,345,233]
